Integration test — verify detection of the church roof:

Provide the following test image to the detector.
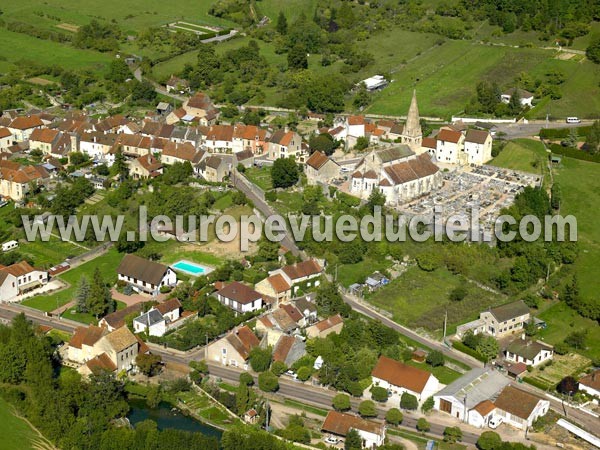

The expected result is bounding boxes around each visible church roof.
[403,90,422,138]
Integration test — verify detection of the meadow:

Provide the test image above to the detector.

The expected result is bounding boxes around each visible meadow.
[0,397,52,450]
[490,138,549,176]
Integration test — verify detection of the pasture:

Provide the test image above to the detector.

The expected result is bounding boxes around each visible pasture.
[0,397,54,450]
[490,138,549,176]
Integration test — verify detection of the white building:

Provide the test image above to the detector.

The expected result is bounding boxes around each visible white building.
[133,299,183,337]
[116,254,177,296]
[493,385,550,430]
[505,337,554,367]
[0,261,48,297]
[463,129,493,165]
[501,88,534,107]
[321,411,386,449]
[215,281,263,314]
[371,355,439,402]
[579,370,600,398]
[435,128,465,164]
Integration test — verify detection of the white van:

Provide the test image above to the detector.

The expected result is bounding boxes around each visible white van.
[2,240,18,252]
[566,117,581,123]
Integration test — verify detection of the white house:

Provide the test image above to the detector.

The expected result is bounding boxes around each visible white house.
[267,130,304,162]
[215,281,263,314]
[435,129,465,164]
[434,367,509,428]
[371,355,439,402]
[501,88,534,107]
[116,254,177,296]
[0,261,48,295]
[493,385,550,430]
[206,325,260,369]
[0,127,13,150]
[0,270,18,302]
[463,129,493,165]
[505,337,554,367]
[579,370,600,398]
[321,411,385,449]
[133,298,182,337]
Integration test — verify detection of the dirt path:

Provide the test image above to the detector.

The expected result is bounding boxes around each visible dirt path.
[9,406,57,450]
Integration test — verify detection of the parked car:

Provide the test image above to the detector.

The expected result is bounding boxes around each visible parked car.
[488,416,503,429]
[324,436,339,444]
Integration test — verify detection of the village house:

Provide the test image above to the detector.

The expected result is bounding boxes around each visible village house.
[215,281,263,314]
[0,270,18,302]
[371,355,439,402]
[293,294,318,325]
[8,116,44,142]
[133,298,184,337]
[28,128,70,158]
[305,151,340,186]
[434,367,509,428]
[266,259,323,297]
[99,304,145,332]
[505,337,554,367]
[204,124,236,153]
[79,132,118,165]
[345,115,366,148]
[501,88,534,107]
[435,128,465,164]
[0,260,48,298]
[243,409,260,425]
[233,124,268,154]
[0,127,13,149]
[166,75,190,94]
[0,161,50,201]
[579,370,600,397]
[206,325,260,369]
[321,411,386,449]
[306,314,344,339]
[267,130,304,162]
[273,334,306,367]
[457,300,531,339]
[493,385,549,430]
[254,273,292,304]
[463,129,493,165]
[161,141,204,166]
[234,149,255,168]
[114,134,153,158]
[255,304,306,345]
[196,155,229,182]
[128,154,163,179]
[179,92,219,126]
[117,254,177,296]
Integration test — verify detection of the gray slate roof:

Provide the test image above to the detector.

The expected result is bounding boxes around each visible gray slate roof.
[434,368,509,410]
[134,309,164,327]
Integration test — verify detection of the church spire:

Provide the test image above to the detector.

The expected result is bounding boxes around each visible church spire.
[404,89,421,138]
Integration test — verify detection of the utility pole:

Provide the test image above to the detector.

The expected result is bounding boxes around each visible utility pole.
[265,398,270,432]
[442,309,448,343]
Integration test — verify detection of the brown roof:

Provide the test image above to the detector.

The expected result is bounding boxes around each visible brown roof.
[383,153,439,185]
[271,308,298,332]
[313,314,343,332]
[306,151,330,170]
[235,149,255,161]
[100,303,144,329]
[281,259,322,280]
[422,137,437,149]
[156,298,182,315]
[103,326,138,353]
[267,274,291,293]
[217,281,262,305]
[437,129,463,144]
[30,128,59,144]
[507,362,528,376]
[187,92,213,110]
[363,170,378,179]
[162,141,200,161]
[258,316,274,329]
[371,356,433,394]
[579,370,600,391]
[85,352,117,374]
[473,400,496,417]
[347,115,365,126]
[494,385,544,420]
[206,124,234,142]
[273,335,295,363]
[321,411,384,437]
[117,254,170,286]
[270,130,295,146]
[225,326,260,360]
[465,129,490,145]
[135,154,163,173]
[280,304,303,323]
[0,260,39,277]
[0,127,12,139]
[9,116,43,130]
[70,325,108,349]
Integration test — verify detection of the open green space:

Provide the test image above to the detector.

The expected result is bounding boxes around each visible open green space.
[21,247,122,313]
[243,166,272,191]
[490,138,549,175]
[18,236,87,269]
[0,397,45,450]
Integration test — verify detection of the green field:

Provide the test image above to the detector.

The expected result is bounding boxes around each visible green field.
[0,397,51,450]
[244,167,273,191]
[491,138,549,176]
[18,236,87,269]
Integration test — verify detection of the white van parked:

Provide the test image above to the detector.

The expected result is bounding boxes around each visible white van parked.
[566,117,581,123]
[2,240,18,252]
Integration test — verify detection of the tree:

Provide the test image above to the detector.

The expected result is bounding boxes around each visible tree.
[564,330,587,350]
[249,346,272,372]
[296,366,312,381]
[332,393,351,411]
[276,11,288,35]
[365,189,386,214]
[353,83,371,109]
[584,120,600,154]
[88,267,114,317]
[345,429,362,450]
[449,284,468,302]
[239,372,254,386]
[371,386,388,402]
[426,350,445,368]
[258,371,279,392]
[476,81,501,114]
[136,353,162,376]
[257,237,280,261]
[557,376,579,395]
[236,381,252,415]
[476,335,500,362]
[107,58,131,83]
[271,156,299,188]
[477,431,502,450]
[385,408,403,425]
[76,276,90,313]
[113,147,128,181]
[400,392,418,410]
[421,396,435,413]
[308,134,335,155]
[288,44,308,70]
[146,384,161,408]
[586,34,600,64]
[358,400,377,417]
[416,418,430,432]
[270,361,287,376]
[355,136,369,150]
[443,426,463,443]
[508,89,522,115]
[131,80,157,103]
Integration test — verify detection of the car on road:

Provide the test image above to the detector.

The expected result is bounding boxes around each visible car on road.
[566,117,581,123]
[324,436,339,444]
[488,416,503,429]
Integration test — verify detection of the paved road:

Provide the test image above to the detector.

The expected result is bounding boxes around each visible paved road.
[495,121,595,140]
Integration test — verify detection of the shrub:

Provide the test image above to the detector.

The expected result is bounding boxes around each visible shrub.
[332,393,351,411]
[452,341,488,363]
[358,400,377,418]
[400,392,418,410]
[271,361,287,376]
[296,366,312,381]
[426,350,445,367]
[385,408,403,425]
[239,372,254,386]
[443,426,463,443]
[371,386,388,402]
[421,396,434,413]
[258,371,279,392]
[416,418,430,432]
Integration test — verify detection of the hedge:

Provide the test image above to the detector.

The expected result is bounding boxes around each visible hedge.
[549,144,600,163]
[452,341,488,363]
[540,126,592,139]
[523,376,553,391]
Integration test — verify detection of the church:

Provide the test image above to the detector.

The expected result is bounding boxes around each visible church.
[349,91,443,206]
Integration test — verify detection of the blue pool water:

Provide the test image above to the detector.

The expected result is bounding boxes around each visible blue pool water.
[172,260,209,276]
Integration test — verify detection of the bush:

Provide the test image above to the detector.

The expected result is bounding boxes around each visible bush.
[426,350,445,367]
[271,361,287,376]
[416,418,430,432]
[553,342,569,355]
[371,386,388,402]
[452,341,488,363]
[332,393,351,411]
[249,347,272,372]
[400,392,418,410]
[385,408,403,425]
[477,431,502,450]
[239,372,254,386]
[296,366,312,381]
[421,396,434,413]
[358,400,377,418]
[258,371,279,392]
[443,426,463,443]
[265,190,277,201]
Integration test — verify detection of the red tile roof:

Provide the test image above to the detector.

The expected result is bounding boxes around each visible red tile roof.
[371,356,433,394]
[313,314,343,332]
[421,137,437,149]
[465,129,490,145]
[29,128,59,144]
[322,411,383,436]
[84,352,117,374]
[0,128,12,139]
[267,274,291,293]
[347,115,365,126]
[579,370,600,391]
[473,400,496,417]
[306,151,330,170]
[156,298,182,315]
[273,335,295,363]
[281,259,322,280]
[225,326,260,360]
[9,116,43,130]
[217,281,262,305]
[70,325,108,349]
[493,385,544,420]
[437,129,463,144]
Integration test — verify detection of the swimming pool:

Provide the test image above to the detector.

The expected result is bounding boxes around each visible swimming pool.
[172,260,212,276]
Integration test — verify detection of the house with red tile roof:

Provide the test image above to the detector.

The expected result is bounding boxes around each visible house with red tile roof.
[0,161,50,201]
[371,355,439,401]
[435,128,465,164]
[264,259,323,298]
[321,411,385,449]
[8,115,44,141]
[128,154,163,179]
[161,141,204,165]
[305,151,340,186]
[273,334,306,367]
[267,130,305,162]
[29,128,71,158]
[579,369,600,397]
[0,127,13,150]
[493,385,549,429]
[181,92,220,126]
[255,273,292,304]
[306,314,344,339]
[206,325,260,369]
[216,281,264,314]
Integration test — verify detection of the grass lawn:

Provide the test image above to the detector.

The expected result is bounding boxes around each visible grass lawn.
[18,236,86,269]
[21,247,122,313]
[490,138,549,175]
[526,352,591,389]
[331,258,394,288]
[0,27,111,72]
[366,266,506,336]
[141,239,225,267]
[244,167,272,191]
[0,397,49,450]
[212,192,233,211]
[537,302,600,361]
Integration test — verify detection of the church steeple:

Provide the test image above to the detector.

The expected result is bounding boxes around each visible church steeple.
[401,89,423,151]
